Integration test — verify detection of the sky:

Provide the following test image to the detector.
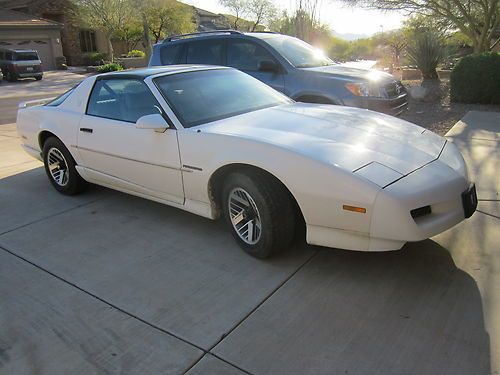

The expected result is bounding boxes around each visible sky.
[182,0,405,37]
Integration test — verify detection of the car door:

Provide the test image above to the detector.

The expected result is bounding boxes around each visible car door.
[227,39,285,93]
[77,77,184,204]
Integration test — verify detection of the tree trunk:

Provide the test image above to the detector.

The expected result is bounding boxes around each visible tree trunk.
[422,68,439,81]
[142,13,152,60]
[107,37,114,62]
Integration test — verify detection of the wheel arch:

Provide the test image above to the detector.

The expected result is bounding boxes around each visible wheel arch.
[293,94,340,105]
[38,130,57,150]
[207,163,305,232]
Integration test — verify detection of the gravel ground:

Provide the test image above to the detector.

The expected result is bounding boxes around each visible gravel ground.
[400,79,500,135]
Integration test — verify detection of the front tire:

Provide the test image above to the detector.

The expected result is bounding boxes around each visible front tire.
[42,137,88,195]
[222,171,295,258]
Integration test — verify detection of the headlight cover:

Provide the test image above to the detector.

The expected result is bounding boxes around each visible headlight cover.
[354,161,403,187]
[345,82,383,98]
[439,141,469,181]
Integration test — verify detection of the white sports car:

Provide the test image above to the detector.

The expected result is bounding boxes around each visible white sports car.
[17,66,477,258]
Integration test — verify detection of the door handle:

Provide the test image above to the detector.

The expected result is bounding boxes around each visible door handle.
[80,128,93,133]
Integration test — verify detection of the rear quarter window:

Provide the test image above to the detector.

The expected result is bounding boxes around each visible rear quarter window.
[160,44,182,65]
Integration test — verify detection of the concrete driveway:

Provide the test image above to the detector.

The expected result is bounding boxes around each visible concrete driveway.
[0,70,88,125]
[0,108,498,374]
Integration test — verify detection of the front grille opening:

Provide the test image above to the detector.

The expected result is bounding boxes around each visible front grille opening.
[411,205,432,219]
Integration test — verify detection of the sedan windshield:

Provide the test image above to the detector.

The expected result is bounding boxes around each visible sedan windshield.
[265,35,335,68]
[155,69,292,128]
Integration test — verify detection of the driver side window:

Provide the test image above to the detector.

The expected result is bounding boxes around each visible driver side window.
[87,79,161,123]
[227,41,275,71]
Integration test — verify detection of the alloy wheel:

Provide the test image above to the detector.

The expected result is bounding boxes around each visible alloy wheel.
[228,187,262,245]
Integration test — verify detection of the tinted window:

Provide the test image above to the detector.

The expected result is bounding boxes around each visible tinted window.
[228,41,275,71]
[46,86,77,106]
[160,44,182,65]
[155,69,291,128]
[186,40,223,65]
[5,52,12,61]
[15,52,39,61]
[87,79,161,123]
[265,35,334,68]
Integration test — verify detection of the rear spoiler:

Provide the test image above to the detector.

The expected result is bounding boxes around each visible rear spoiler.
[18,97,55,109]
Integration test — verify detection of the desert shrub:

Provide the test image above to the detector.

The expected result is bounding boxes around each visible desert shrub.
[83,52,108,66]
[450,52,500,104]
[96,63,124,73]
[406,32,444,80]
[126,50,146,58]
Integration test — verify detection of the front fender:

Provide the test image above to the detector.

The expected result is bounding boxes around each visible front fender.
[178,130,381,235]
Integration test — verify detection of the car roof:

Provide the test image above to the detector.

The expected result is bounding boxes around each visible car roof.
[0,48,38,52]
[96,65,231,80]
[160,30,283,45]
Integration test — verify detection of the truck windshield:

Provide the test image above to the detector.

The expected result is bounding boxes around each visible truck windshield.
[265,35,334,68]
[15,52,39,61]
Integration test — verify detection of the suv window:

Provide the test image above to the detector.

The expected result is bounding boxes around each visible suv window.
[87,79,161,123]
[15,52,39,61]
[5,52,12,61]
[160,44,182,65]
[228,40,275,71]
[186,40,223,65]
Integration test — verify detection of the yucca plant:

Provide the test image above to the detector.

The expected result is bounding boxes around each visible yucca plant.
[406,32,444,81]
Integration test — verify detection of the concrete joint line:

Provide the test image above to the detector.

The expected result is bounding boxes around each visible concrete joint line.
[0,196,108,237]
[0,244,254,375]
[208,250,320,351]
[476,210,500,220]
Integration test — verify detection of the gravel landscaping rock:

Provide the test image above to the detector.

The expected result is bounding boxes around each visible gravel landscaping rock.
[400,79,500,135]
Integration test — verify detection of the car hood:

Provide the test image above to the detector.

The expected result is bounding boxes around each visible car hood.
[198,103,445,176]
[300,65,395,82]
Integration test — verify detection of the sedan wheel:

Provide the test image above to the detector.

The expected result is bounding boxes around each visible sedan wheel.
[42,137,88,195]
[222,170,296,258]
[228,187,262,245]
[47,147,69,186]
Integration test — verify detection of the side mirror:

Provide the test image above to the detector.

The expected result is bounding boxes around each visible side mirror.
[258,60,279,72]
[136,113,168,132]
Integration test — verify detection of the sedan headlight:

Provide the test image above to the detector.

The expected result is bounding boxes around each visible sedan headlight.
[345,82,383,98]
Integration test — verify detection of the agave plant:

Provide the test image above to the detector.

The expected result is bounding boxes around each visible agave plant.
[406,32,444,81]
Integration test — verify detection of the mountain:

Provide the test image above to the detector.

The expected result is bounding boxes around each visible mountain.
[332,30,370,41]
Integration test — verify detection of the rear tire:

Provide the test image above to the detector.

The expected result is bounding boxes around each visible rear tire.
[35,76,42,81]
[5,71,17,81]
[222,171,295,258]
[42,137,88,195]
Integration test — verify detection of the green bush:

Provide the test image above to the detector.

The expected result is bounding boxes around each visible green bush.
[83,52,108,66]
[126,50,146,58]
[96,63,124,73]
[450,52,500,104]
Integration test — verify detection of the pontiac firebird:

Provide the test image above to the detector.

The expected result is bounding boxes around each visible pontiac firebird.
[16,66,477,258]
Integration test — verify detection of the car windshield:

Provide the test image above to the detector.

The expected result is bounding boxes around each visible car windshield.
[15,52,39,61]
[265,35,335,68]
[154,69,292,128]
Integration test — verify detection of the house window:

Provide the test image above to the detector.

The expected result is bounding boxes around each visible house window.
[79,30,97,53]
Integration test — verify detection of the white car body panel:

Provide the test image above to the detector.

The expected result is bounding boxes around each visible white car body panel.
[16,66,473,252]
